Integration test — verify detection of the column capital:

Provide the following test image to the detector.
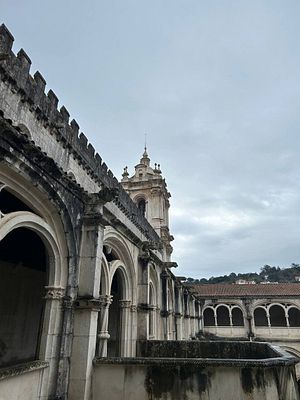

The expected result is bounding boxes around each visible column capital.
[99,294,113,306]
[119,299,132,309]
[44,286,65,300]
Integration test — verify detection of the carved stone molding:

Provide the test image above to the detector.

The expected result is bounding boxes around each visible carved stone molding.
[99,294,113,306]
[44,286,65,300]
[97,332,110,340]
[119,299,132,309]
[63,297,73,310]
[75,297,102,311]
[130,304,137,313]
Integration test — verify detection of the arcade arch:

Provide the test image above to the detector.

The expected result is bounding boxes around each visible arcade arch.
[0,172,70,397]
[99,232,137,357]
[203,304,245,327]
[253,303,300,328]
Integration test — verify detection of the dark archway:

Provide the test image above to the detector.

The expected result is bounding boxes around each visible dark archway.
[254,308,268,326]
[0,188,35,214]
[203,308,215,326]
[288,308,300,327]
[216,306,230,326]
[0,227,47,367]
[269,305,286,327]
[232,308,244,326]
[107,269,124,357]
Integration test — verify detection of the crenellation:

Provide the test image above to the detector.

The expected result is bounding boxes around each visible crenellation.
[0,24,14,54]
[78,132,88,148]
[47,89,58,109]
[101,162,108,174]
[95,153,102,165]
[33,71,46,92]
[87,143,95,157]
[17,49,31,72]
[59,106,70,123]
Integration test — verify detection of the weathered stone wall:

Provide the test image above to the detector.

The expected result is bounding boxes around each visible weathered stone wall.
[93,361,299,400]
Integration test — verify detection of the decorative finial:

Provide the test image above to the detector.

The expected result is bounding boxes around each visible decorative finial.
[122,166,129,178]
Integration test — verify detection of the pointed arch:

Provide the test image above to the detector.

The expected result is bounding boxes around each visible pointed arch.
[104,228,136,303]
[0,211,65,287]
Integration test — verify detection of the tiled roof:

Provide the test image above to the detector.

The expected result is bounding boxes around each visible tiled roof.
[189,283,300,298]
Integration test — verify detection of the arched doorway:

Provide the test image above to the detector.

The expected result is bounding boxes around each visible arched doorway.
[0,227,47,367]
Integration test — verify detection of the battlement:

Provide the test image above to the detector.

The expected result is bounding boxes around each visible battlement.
[0,24,159,244]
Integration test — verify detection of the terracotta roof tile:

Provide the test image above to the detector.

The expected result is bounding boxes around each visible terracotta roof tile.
[189,283,300,298]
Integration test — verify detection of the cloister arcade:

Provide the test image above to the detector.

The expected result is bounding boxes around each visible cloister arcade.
[202,300,300,341]
[253,303,300,328]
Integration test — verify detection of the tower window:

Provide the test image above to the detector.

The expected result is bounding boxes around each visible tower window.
[137,199,146,216]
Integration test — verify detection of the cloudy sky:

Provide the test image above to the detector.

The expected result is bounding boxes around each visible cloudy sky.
[2,1,300,278]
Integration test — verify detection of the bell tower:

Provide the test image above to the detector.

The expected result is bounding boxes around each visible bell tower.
[121,148,174,261]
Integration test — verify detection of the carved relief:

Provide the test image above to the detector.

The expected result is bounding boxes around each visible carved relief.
[44,286,65,300]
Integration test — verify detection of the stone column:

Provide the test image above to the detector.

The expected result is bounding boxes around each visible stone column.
[196,301,202,335]
[243,299,254,340]
[119,300,132,356]
[137,258,150,341]
[130,304,138,356]
[174,284,183,340]
[69,194,107,400]
[191,297,196,338]
[160,270,170,340]
[39,286,65,399]
[285,308,290,328]
[97,295,113,357]
[184,291,191,338]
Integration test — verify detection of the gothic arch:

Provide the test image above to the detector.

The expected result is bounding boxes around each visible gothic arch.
[0,211,65,287]
[0,165,72,274]
[0,164,74,398]
[104,229,136,303]
[109,260,131,300]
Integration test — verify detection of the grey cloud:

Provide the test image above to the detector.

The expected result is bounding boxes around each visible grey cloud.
[3,0,300,278]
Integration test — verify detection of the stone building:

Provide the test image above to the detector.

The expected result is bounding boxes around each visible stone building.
[191,283,300,378]
[0,24,299,400]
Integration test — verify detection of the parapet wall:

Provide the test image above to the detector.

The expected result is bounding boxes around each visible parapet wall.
[0,24,159,243]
